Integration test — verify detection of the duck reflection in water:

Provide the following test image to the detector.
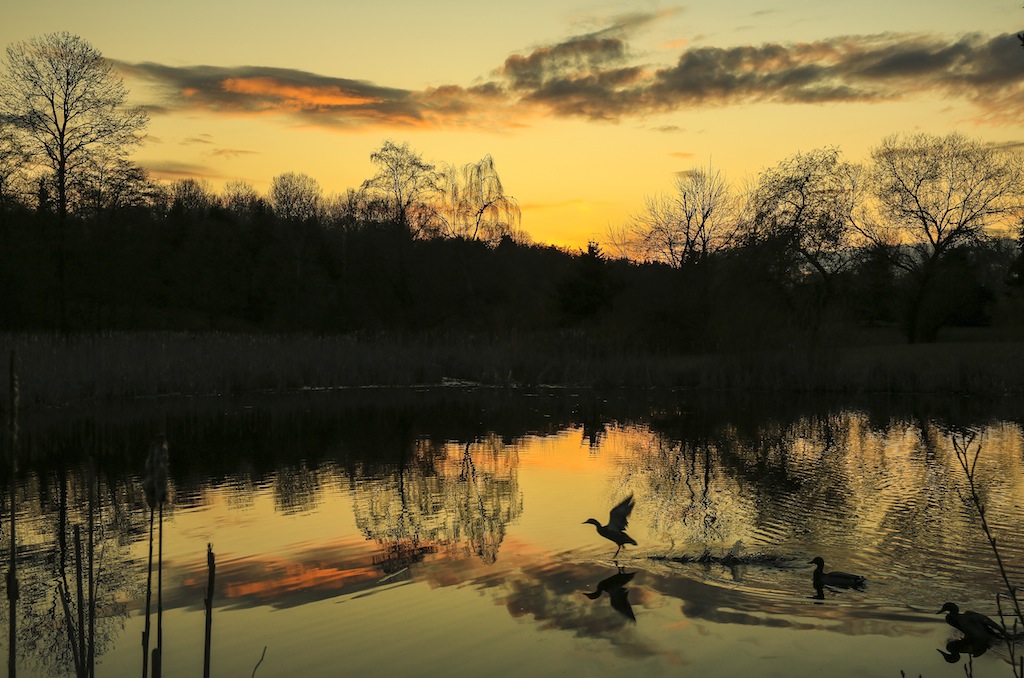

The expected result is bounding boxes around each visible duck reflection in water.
[809,556,865,591]
[583,495,637,558]
[584,566,637,622]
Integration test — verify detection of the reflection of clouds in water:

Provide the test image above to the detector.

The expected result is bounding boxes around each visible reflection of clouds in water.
[644,565,913,637]
[492,561,673,660]
[171,536,382,611]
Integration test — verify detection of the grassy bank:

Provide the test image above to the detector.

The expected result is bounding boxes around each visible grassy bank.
[2,331,1023,408]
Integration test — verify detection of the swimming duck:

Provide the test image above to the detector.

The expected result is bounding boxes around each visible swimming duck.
[584,495,637,557]
[938,602,1005,639]
[809,556,865,589]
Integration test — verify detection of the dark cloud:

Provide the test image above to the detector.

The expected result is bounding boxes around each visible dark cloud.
[210,148,258,159]
[518,65,648,119]
[500,37,631,91]
[116,29,1024,131]
[141,160,220,180]
[645,32,1023,112]
[489,29,1023,121]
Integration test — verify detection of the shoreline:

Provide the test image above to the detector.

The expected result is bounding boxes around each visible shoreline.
[3,330,1023,409]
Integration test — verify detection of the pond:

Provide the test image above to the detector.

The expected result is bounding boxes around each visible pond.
[2,388,1023,677]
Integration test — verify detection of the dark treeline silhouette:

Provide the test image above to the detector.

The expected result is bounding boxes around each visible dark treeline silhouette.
[0,193,576,335]
[1,169,1022,350]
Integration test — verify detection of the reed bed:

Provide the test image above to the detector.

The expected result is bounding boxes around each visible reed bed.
[2,331,1022,408]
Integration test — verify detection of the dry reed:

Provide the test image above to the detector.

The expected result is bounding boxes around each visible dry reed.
[1,331,1021,409]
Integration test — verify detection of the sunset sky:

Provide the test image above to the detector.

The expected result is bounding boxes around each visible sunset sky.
[2,1,1021,248]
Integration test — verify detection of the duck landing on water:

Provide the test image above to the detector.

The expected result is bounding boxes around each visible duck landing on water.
[584,495,637,558]
[938,602,1006,640]
[809,556,866,589]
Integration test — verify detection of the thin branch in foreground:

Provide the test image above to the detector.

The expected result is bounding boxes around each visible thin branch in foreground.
[950,431,1024,676]
[251,646,267,678]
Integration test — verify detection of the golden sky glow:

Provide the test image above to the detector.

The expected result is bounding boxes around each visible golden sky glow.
[3,1,1021,248]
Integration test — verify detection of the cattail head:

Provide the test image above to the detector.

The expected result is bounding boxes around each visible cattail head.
[143,434,169,509]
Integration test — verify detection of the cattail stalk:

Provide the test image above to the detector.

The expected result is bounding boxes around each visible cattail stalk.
[204,543,215,678]
[74,525,84,673]
[7,350,20,678]
[87,463,96,678]
[142,435,168,678]
[141,502,154,678]
[156,499,163,678]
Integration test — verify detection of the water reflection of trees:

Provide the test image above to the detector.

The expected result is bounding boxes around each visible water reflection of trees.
[3,465,148,675]
[623,415,861,551]
[351,436,522,569]
[624,410,1024,587]
[274,460,323,515]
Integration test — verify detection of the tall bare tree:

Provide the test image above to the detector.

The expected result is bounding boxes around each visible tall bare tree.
[221,179,264,220]
[270,172,323,283]
[1,32,148,221]
[866,132,1024,341]
[610,163,734,267]
[361,140,437,234]
[747,147,859,286]
[1,32,147,328]
[70,153,152,223]
[0,120,28,216]
[169,178,215,217]
[270,171,322,223]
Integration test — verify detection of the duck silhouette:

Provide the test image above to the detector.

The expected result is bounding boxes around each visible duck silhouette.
[938,602,1006,640]
[584,567,636,622]
[809,556,865,589]
[584,495,637,558]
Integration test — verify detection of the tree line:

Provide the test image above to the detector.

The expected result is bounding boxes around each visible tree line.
[1,32,1023,349]
[611,137,1024,343]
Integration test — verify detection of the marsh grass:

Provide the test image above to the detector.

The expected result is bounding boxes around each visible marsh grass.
[2,332,1022,408]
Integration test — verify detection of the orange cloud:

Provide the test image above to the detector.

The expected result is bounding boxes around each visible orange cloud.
[221,77,382,109]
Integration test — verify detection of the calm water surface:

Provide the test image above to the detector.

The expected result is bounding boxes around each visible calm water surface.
[3,389,1024,677]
